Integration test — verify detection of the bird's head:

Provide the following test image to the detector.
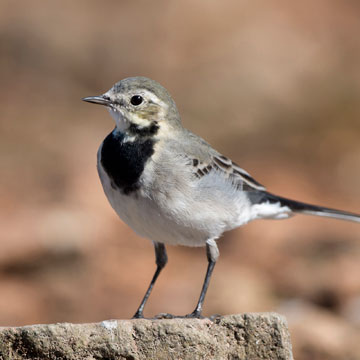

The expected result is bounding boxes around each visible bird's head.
[83,77,181,136]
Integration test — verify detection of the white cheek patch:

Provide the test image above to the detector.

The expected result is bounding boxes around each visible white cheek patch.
[105,89,169,132]
[108,108,128,132]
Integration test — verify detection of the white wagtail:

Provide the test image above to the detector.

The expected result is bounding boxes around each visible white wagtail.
[83,77,360,318]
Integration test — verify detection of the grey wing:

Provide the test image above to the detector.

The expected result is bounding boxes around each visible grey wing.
[191,153,266,191]
[180,130,266,192]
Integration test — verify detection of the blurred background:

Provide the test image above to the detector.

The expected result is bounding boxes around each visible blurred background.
[1,1,360,359]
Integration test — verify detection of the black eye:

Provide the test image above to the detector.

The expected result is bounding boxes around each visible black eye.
[130,95,143,106]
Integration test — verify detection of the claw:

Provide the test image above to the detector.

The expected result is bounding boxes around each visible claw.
[185,310,204,319]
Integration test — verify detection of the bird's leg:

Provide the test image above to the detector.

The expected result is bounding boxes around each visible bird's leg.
[187,239,219,318]
[132,242,167,319]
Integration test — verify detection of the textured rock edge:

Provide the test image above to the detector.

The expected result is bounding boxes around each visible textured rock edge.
[0,313,293,360]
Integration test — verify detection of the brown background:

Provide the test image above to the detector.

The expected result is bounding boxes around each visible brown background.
[1,1,360,359]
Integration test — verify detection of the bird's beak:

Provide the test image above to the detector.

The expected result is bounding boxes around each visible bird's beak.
[82,95,111,106]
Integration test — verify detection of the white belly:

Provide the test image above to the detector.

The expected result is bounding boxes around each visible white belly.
[98,162,212,246]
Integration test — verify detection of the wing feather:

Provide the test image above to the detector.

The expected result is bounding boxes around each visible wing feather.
[190,153,266,191]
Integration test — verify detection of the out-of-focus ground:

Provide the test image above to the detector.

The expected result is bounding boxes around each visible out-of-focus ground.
[0,1,360,359]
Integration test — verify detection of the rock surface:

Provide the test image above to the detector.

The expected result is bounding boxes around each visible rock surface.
[0,313,293,360]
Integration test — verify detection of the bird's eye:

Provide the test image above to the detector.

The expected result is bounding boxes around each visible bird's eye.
[130,95,143,106]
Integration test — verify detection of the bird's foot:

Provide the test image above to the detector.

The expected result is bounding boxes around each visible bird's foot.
[132,310,144,319]
[184,309,204,319]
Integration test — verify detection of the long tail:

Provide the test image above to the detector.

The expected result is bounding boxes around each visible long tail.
[252,192,360,223]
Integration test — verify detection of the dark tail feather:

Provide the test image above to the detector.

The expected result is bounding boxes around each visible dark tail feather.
[250,191,360,223]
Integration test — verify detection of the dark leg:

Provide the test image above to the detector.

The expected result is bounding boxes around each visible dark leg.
[187,239,219,318]
[132,242,167,319]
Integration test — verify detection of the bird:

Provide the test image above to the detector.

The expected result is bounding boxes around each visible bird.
[83,76,360,319]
